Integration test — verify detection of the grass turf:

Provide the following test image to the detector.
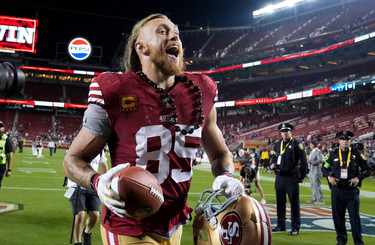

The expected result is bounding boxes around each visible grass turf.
[0,147,374,244]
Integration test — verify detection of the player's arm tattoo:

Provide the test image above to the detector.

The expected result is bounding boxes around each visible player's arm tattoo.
[63,127,108,190]
[65,157,96,189]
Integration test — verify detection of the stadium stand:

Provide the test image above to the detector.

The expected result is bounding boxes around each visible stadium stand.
[16,111,53,139]
[0,108,16,128]
[5,110,83,148]
[54,115,82,140]
[219,97,375,150]
[181,0,375,70]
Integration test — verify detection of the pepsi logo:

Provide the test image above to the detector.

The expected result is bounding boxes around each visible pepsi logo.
[68,37,92,61]
[220,212,242,245]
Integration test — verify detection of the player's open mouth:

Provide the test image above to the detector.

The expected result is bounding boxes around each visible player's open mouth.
[166,45,179,59]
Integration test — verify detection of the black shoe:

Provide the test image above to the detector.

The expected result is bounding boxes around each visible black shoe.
[82,229,92,245]
[288,230,299,236]
[272,226,286,232]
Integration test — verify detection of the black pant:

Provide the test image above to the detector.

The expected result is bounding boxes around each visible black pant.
[275,174,301,230]
[331,186,364,245]
[262,159,270,168]
[0,164,6,189]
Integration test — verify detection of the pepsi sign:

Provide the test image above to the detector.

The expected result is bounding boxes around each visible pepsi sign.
[68,37,92,61]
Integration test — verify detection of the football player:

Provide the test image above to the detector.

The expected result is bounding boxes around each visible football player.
[63,13,244,245]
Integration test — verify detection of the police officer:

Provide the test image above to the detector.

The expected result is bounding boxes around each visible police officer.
[0,121,13,189]
[322,130,371,245]
[270,123,307,236]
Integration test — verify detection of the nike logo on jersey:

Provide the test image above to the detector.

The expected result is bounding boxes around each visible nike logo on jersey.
[159,114,174,123]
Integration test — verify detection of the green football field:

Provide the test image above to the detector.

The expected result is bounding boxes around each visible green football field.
[0,147,374,244]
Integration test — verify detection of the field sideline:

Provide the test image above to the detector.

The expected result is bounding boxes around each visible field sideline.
[0,147,374,244]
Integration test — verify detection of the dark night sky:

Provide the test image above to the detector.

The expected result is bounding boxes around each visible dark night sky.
[0,0,272,65]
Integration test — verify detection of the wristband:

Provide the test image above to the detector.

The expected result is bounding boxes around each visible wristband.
[220,170,234,178]
[90,173,101,193]
[7,169,11,172]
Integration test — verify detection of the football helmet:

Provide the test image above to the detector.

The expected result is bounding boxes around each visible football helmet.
[193,189,271,245]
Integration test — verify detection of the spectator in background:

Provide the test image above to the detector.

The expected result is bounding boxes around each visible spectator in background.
[48,139,55,157]
[260,149,270,169]
[12,137,18,154]
[307,141,324,204]
[37,139,44,158]
[32,139,37,157]
[307,133,311,143]
[17,135,23,153]
[322,149,329,161]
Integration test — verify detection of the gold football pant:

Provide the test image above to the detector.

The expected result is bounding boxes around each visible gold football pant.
[100,224,183,245]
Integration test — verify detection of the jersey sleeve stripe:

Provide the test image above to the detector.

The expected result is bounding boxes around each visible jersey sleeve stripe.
[89,90,103,96]
[88,97,105,105]
[88,81,105,106]
[90,82,100,88]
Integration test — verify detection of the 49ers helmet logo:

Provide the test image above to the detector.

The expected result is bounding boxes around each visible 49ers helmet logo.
[220,211,242,245]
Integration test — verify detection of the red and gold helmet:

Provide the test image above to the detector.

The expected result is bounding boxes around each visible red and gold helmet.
[193,189,271,245]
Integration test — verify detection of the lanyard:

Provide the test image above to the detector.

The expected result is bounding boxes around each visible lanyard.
[339,147,351,168]
[280,137,292,155]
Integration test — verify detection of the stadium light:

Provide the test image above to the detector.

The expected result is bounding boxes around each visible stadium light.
[253,0,308,18]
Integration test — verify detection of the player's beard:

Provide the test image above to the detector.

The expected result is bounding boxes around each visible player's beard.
[149,45,185,76]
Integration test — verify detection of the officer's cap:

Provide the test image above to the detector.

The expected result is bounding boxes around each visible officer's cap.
[278,123,293,132]
[336,130,354,140]
[0,121,4,128]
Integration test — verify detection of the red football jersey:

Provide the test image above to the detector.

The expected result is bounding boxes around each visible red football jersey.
[88,71,217,236]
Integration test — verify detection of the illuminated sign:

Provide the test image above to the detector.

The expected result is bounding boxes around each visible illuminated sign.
[68,37,92,61]
[0,16,38,53]
[331,82,355,92]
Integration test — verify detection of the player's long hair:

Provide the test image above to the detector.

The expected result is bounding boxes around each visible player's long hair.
[123,13,169,72]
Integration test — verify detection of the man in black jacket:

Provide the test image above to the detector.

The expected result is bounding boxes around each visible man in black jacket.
[0,121,13,190]
[270,123,307,236]
[322,130,371,245]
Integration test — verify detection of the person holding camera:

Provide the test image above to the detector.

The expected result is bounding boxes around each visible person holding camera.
[270,123,307,236]
[240,166,256,196]
[241,150,266,204]
[322,130,371,245]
